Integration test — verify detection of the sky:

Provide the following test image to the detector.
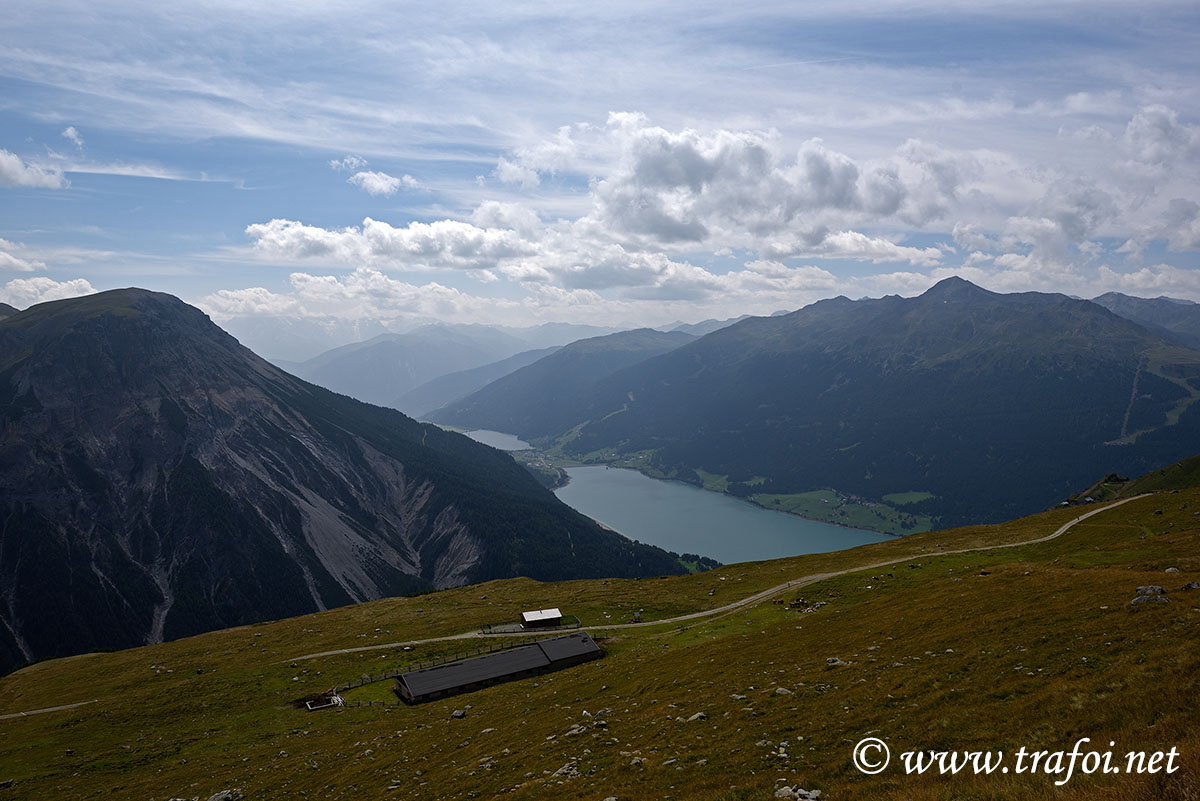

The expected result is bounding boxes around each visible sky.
[2,0,1200,330]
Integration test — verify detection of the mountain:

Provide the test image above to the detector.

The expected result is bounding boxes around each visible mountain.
[218,314,391,363]
[667,314,751,337]
[395,346,561,418]
[0,302,19,321]
[2,459,1196,799]
[291,325,532,407]
[1092,291,1200,349]
[500,322,622,349]
[427,328,697,440]
[0,290,683,675]
[484,278,1200,527]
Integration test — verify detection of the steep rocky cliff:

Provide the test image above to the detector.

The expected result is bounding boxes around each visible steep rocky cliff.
[0,290,681,673]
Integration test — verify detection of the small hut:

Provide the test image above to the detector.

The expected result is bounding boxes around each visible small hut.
[519,607,563,629]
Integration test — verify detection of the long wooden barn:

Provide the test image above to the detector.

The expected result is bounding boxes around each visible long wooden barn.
[393,632,602,704]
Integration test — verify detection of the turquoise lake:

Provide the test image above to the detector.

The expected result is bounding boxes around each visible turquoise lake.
[554,465,890,565]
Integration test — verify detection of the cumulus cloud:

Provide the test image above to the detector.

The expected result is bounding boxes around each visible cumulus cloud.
[235,107,1200,319]
[61,126,84,148]
[0,276,96,308]
[495,157,541,188]
[1097,264,1200,296]
[761,230,943,266]
[494,125,584,188]
[0,149,68,189]
[246,216,536,270]
[1123,105,1200,166]
[576,116,1018,255]
[346,170,418,196]
[329,155,367,171]
[0,238,47,272]
[199,286,304,317]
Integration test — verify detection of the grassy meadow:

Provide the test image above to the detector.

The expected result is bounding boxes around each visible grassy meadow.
[0,491,1197,800]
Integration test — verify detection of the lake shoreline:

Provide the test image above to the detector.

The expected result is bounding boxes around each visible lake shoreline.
[568,463,906,538]
[460,427,907,541]
[555,464,890,564]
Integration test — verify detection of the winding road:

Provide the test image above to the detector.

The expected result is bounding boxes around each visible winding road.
[284,494,1147,663]
[0,495,1148,721]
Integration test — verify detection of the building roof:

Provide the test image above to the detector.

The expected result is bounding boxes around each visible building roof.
[536,631,601,662]
[397,632,602,699]
[520,608,562,623]
[400,645,551,697]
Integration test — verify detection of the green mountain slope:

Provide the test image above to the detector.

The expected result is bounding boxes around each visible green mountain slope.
[0,290,683,675]
[1093,291,1200,350]
[427,328,696,439]
[0,458,1196,800]
[511,278,1200,528]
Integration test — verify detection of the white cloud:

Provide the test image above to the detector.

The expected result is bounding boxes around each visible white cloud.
[495,157,540,188]
[0,276,96,308]
[1123,105,1200,166]
[0,239,47,272]
[61,126,84,148]
[233,104,1200,318]
[761,230,943,266]
[329,155,367,171]
[246,216,536,270]
[346,170,418,197]
[199,286,303,317]
[0,149,68,189]
[1097,263,1200,296]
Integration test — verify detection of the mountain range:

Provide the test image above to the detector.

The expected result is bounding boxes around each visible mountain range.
[394,346,561,417]
[428,328,697,437]
[279,322,623,409]
[1092,291,1200,349]
[434,278,1200,528]
[0,291,682,675]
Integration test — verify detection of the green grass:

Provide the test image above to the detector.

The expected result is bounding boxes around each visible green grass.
[752,489,934,535]
[694,469,730,492]
[882,490,936,505]
[0,494,1198,800]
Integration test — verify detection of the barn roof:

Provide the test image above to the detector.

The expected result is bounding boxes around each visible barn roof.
[397,632,602,700]
[400,645,551,697]
[536,631,600,662]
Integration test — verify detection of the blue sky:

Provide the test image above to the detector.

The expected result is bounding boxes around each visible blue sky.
[2,1,1199,329]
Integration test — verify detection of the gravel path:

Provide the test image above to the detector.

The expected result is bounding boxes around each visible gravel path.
[285,495,1146,662]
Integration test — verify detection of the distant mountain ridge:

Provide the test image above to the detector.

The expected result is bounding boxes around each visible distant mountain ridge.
[396,346,561,417]
[666,315,751,337]
[1092,291,1200,349]
[438,277,1200,528]
[427,328,697,438]
[0,290,683,674]
[290,325,530,407]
